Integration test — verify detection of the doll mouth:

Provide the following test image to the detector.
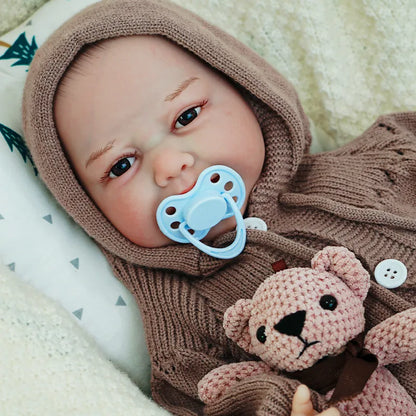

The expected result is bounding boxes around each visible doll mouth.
[297,336,320,358]
[179,181,197,195]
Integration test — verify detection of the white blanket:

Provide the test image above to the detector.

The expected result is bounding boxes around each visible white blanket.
[0,263,170,416]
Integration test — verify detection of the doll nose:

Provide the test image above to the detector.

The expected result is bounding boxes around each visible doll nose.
[274,310,306,337]
[153,147,195,187]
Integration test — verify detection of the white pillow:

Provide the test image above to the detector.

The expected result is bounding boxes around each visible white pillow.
[0,0,151,394]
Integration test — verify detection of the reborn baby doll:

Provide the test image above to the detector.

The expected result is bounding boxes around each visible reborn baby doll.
[22,0,416,415]
[198,246,416,415]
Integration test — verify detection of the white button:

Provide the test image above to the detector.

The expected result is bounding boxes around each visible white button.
[374,259,407,289]
[244,217,267,231]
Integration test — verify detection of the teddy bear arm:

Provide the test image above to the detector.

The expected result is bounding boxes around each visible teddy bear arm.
[365,307,416,366]
[198,361,273,404]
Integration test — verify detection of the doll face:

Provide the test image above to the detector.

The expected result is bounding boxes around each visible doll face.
[54,36,265,247]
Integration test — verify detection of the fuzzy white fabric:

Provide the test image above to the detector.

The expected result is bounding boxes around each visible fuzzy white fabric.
[0,0,49,35]
[0,263,171,416]
[170,0,416,150]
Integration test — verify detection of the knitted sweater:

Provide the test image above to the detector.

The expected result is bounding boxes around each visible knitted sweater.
[22,0,416,415]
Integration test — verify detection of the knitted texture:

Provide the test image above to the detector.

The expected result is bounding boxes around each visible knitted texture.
[223,247,369,371]
[170,0,416,150]
[198,361,272,404]
[365,308,416,366]
[0,0,48,35]
[200,247,416,415]
[335,368,415,416]
[21,0,416,415]
[0,263,171,416]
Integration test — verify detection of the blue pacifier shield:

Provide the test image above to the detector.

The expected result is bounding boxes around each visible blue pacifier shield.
[156,165,247,259]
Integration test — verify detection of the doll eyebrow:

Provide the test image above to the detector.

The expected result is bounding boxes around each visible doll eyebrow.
[164,76,199,102]
[85,138,116,168]
[84,77,199,168]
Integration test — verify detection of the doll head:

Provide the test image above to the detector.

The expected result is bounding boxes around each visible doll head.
[53,35,265,248]
[223,246,371,371]
[23,0,311,269]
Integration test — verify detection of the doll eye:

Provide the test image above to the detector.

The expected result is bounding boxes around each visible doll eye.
[109,156,136,178]
[319,295,338,311]
[256,326,267,343]
[175,106,201,128]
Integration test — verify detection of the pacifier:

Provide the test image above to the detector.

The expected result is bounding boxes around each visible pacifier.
[156,165,247,259]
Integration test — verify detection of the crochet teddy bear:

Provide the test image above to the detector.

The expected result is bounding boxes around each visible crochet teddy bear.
[198,246,416,415]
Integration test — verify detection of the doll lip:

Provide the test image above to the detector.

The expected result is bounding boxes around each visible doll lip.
[179,181,197,195]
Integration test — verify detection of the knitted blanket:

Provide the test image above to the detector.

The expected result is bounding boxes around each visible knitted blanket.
[176,0,416,151]
[0,0,49,35]
[0,263,171,416]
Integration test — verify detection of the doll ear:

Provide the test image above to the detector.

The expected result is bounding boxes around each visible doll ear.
[311,246,370,302]
[223,299,253,352]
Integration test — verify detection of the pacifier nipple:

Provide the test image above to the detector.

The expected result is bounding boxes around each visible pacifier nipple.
[156,165,247,259]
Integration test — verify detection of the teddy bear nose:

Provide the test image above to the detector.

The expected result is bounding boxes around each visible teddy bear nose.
[274,310,306,337]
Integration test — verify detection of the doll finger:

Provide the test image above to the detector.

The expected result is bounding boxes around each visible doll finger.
[317,407,341,416]
[291,384,315,415]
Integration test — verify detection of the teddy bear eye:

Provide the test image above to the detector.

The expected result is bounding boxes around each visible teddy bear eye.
[319,295,338,311]
[256,326,267,343]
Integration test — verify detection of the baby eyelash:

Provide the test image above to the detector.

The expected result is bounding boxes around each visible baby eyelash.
[99,150,139,183]
[172,99,208,131]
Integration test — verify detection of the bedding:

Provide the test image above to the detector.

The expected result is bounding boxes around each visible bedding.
[0,0,48,35]
[0,0,415,414]
[0,262,170,416]
[0,0,152,396]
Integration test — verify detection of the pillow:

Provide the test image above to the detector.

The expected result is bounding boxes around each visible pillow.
[0,0,151,394]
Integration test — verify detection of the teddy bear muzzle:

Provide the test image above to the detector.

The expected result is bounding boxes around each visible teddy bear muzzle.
[274,310,320,358]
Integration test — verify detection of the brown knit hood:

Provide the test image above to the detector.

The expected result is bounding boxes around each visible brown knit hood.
[22,0,311,272]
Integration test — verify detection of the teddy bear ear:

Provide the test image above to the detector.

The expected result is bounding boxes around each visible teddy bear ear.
[311,246,370,302]
[223,299,254,352]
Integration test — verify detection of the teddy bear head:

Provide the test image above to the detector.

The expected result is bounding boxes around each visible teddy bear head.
[224,246,371,372]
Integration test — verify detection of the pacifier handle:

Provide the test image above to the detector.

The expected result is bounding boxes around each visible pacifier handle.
[156,165,247,259]
[178,193,246,259]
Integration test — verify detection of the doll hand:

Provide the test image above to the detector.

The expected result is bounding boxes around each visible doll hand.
[291,385,340,416]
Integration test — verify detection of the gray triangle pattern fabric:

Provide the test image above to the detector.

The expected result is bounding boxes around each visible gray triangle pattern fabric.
[42,214,52,224]
[116,296,126,306]
[72,308,83,320]
[70,258,79,270]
